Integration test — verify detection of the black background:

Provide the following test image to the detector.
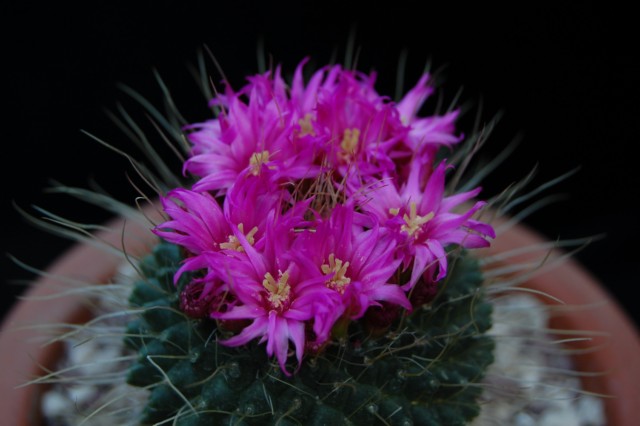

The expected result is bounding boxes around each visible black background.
[2,3,638,327]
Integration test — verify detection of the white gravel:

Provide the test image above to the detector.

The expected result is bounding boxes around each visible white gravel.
[41,263,147,426]
[472,293,605,426]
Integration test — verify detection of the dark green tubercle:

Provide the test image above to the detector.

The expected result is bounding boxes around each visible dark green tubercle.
[125,241,494,425]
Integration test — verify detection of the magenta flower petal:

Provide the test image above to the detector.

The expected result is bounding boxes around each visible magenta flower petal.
[424,239,448,281]
[365,282,412,310]
[286,318,306,367]
[266,313,288,367]
[396,74,433,122]
[222,316,269,347]
[418,161,447,215]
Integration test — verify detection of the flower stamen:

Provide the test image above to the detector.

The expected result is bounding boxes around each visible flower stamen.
[401,202,434,237]
[249,150,271,175]
[321,253,351,294]
[263,270,291,310]
[220,223,259,252]
[339,128,360,160]
[298,113,316,137]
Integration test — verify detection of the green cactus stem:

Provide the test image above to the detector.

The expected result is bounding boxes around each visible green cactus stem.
[125,241,494,426]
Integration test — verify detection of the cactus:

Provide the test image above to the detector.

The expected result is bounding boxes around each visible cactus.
[110,58,502,426]
[125,241,494,425]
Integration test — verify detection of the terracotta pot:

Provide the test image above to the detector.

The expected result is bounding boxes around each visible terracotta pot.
[482,219,640,426]
[0,210,160,426]
[1,214,638,425]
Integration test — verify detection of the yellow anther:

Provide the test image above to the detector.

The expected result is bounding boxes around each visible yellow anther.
[263,270,291,309]
[321,253,351,294]
[220,223,259,252]
[401,202,434,236]
[340,128,360,158]
[249,150,271,175]
[298,113,316,137]
[389,207,400,216]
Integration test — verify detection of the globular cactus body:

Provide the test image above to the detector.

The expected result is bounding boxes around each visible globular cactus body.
[125,241,493,425]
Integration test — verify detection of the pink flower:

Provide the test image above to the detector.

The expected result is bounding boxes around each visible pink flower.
[313,67,408,185]
[184,69,320,193]
[153,188,229,256]
[360,161,495,288]
[152,175,288,282]
[293,204,411,320]
[395,74,462,153]
[391,74,463,184]
[221,171,289,251]
[211,216,340,374]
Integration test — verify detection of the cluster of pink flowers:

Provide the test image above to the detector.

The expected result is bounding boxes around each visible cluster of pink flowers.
[154,59,495,373]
